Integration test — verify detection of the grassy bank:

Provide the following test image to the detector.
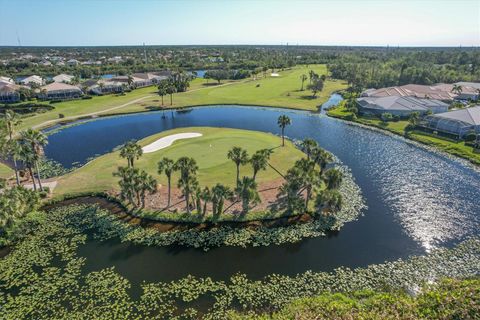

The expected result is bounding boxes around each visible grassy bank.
[54,127,304,196]
[327,104,480,165]
[18,65,346,130]
[230,278,480,319]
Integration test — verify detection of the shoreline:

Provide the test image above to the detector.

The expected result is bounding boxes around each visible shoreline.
[326,111,480,171]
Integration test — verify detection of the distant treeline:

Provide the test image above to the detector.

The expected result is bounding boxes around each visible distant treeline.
[327,49,480,91]
[1,46,479,89]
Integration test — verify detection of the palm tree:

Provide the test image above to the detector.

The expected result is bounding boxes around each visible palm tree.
[114,166,138,207]
[178,175,198,214]
[316,189,343,212]
[4,110,21,185]
[300,138,318,160]
[137,170,157,208]
[98,82,105,93]
[279,167,304,213]
[157,85,167,106]
[211,183,233,216]
[408,111,420,126]
[323,168,343,190]
[127,75,134,88]
[227,147,249,186]
[277,115,291,147]
[311,147,333,171]
[295,158,319,209]
[199,186,211,215]
[166,84,177,105]
[250,149,271,181]
[157,157,175,207]
[308,70,316,84]
[300,74,307,91]
[120,140,143,168]
[20,129,48,191]
[174,157,198,213]
[451,84,463,96]
[18,143,37,191]
[235,176,261,214]
[193,187,202,214]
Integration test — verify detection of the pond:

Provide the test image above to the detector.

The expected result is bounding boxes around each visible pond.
[193,70,206,78]
[44,99,480,291]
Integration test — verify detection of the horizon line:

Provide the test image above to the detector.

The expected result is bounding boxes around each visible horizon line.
[0,44,479,48]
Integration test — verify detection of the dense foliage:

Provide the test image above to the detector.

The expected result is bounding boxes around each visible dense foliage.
[0,185,40,246]
[2,46,478,88]
[94,162,363,249]
[230,278,480,319]
[0,203,478,319]
[328,49,480,91]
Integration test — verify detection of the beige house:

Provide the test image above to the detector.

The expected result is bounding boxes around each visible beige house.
[53,74,75,83]
[21,75,44,86]
[38,82,82,100]
[0,83,21,103]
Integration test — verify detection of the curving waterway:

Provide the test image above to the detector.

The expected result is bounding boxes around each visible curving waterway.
[44,97,480,294]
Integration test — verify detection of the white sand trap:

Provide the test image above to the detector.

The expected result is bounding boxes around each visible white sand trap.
[142,132,203,153]
[271,73,280,77]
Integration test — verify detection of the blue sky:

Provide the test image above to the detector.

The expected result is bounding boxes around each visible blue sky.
[0,0,479,46]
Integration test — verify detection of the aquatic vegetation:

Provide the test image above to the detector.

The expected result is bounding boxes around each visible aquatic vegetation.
[70,162,364,250]
[0,203,478,318]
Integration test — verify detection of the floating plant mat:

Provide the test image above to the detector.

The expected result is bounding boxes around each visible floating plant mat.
[0,195,479,318]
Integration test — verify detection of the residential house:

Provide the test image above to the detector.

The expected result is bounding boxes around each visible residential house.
[0,76,15,86]
[423,106,480,138]
[20,75,44,87]
[357,96,449,117]
[66,59,80,66]
[0,83,21,103]
[453,82,480,100]
[38,82,82,100]
[85,79,125,95]
[53,73,75,83]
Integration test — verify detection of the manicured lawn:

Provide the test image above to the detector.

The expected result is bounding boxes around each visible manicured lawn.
[327,104,480,165]
[18,86,158,131]
[19,65,346,130]
[410,132,480,165]
[124,65,347,113]
[0,162,13,179]
[327,104,409,134]
[54,127,305,196]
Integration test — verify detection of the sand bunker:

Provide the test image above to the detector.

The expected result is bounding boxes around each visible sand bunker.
[142,132,202,153]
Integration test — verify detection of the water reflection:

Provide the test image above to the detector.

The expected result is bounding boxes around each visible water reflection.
[45,103,480,282]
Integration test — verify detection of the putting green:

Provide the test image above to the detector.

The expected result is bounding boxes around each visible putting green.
[54,127,305,196]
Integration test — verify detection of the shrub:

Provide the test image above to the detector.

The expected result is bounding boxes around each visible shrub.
[464,130,477,142]
[381,112,393,122]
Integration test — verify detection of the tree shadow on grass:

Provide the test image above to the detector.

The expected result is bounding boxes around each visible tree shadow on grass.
[299,95,318,100]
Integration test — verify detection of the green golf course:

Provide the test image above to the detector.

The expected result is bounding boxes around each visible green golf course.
[18,65,346,130]
[54,127,305,197]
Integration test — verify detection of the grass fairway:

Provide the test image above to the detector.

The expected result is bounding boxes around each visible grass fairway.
[125,65,346,113]
[19,65,346,130]
[54,127,305,197]
[0,163,13,179]
[18,86,157,130]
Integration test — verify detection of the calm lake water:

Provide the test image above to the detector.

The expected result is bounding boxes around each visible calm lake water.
[44,97,480,292]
